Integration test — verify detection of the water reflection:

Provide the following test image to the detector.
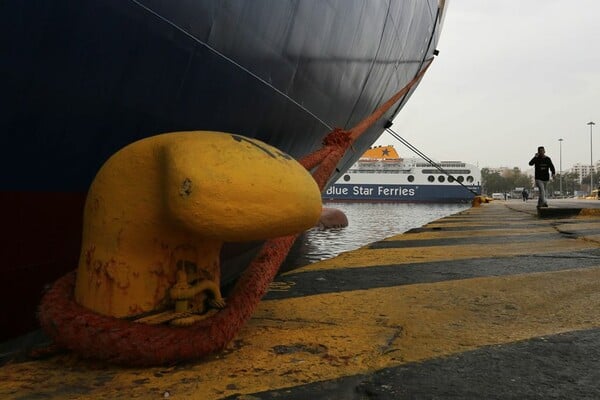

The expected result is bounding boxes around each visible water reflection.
[282,202,469,271]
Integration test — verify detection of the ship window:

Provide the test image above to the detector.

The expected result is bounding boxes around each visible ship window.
[408,175,414,182]
[467,176,474,183]
[448,176,455,182]
[457,176,464,183]
[427,175,435,182]
[343,174,351,182]
[438,176,445,182]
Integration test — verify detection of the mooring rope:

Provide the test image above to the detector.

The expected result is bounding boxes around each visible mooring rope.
[385,126,480,196]
[38,58,436,366]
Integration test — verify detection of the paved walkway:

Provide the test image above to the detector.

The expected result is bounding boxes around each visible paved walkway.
[2,201,600,399]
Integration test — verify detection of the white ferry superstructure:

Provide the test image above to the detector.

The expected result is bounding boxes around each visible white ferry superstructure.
[323,145,482,203]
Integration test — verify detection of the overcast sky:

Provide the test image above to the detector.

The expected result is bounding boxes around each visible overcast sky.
[375,0,600,173]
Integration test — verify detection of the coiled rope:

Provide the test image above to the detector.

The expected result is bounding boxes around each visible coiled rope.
[38,58,434,366]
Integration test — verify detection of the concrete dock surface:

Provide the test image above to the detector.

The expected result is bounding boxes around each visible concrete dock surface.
[2,199,600,399]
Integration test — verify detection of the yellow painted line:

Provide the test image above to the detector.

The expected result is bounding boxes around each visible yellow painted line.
[383,226,554,241]
[422,220,550,229]
[3,267,600,399]
[424,216,548,226]
[295,239,597,272]
[579,234,600,243]
[556,220,600,230]
[579,208,600,217]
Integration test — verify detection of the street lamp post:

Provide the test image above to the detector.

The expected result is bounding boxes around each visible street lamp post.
[589,121,596,196]
[558,138,563,197]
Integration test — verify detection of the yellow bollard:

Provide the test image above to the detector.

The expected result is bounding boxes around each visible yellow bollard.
[472,195,485,207]
[74,131,322,320]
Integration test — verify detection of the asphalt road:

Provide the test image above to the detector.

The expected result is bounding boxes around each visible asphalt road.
[2,201,600,399]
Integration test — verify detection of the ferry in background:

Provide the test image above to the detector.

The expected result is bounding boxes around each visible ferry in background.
[323,145,481,203]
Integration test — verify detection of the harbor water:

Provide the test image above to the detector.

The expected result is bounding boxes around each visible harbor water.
[282,202,470,270]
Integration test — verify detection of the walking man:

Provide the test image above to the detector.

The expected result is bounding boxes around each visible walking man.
[529,146,556,208]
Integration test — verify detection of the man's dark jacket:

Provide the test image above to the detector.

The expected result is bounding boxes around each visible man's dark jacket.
[529,155,556,181]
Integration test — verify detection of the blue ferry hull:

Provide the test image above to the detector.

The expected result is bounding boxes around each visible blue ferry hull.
[323,183,482,203]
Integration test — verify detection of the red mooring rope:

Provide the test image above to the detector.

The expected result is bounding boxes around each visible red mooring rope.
[38,58,434,366]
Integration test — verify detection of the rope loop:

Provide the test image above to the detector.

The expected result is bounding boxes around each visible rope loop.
[322,128,352,148]
[38,58,435,365]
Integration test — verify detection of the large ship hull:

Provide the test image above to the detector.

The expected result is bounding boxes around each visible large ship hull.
[1,1,446,340]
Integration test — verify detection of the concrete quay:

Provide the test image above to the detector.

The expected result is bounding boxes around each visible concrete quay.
[2,200,600,399]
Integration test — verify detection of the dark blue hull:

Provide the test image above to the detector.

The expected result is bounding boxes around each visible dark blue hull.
[0,0,446,340]
[1,0,444,191]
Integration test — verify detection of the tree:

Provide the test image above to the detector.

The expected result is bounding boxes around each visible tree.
[579,172,598,194]
[544,171,581,197]
[481,167,532,195]
[481,168,512,194]
[506,167,532,189]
